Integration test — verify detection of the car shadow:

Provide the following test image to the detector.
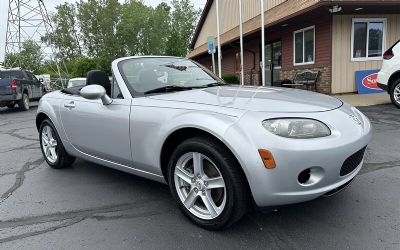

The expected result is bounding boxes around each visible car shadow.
[0,103,38,114]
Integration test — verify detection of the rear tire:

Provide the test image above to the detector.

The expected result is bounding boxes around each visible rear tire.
[19,93,30,111]
[39,119,75,169]
[389,79,400,109]
[167,136,249,230]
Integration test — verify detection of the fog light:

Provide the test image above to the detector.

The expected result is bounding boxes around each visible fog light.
[258,149,276,169]
[298,168,311,184]
[298,167,324,186]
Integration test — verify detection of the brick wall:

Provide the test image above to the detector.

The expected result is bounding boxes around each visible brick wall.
[280,65,332,94]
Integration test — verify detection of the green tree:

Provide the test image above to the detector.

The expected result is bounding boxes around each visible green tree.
[77,0,123,59]
[4,40,43,73]
[70,56,98,77]
[43,3,82,61]
[40,0,200,79]
[140,2,171,55]
[117,0,151,56]
[166,0,200,57]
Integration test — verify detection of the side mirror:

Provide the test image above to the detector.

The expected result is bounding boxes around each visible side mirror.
[80,85,112,105]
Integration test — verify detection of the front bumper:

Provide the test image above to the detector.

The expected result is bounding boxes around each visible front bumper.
[225,104,372,207]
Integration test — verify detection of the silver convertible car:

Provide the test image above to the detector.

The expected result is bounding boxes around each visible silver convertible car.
[36,56,372,229]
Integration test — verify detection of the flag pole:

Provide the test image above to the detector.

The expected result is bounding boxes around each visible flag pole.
[216,0,222,78]
[238,0,244,85]
[260,0,266,86]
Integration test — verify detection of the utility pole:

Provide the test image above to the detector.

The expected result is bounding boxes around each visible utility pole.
[238,0,244,85]
[215,0,222,78]
[4,0,68,88]
[260,0,266,86]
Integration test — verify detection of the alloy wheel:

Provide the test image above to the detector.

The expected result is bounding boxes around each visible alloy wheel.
[41,125,58,163]
[174,152,226,220]
[394,83,400,104]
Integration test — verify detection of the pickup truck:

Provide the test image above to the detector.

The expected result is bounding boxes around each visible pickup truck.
[0,69,46,111]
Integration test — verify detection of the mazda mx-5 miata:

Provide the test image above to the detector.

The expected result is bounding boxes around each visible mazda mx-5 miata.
[36,56,372,229]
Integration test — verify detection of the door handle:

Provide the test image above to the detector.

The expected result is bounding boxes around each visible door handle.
[64,101,75,109]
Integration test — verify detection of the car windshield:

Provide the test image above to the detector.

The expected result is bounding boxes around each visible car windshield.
[119,57,225,93]
[67,79,86,88]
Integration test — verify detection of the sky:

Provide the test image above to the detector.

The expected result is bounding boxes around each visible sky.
[0,0,206,61]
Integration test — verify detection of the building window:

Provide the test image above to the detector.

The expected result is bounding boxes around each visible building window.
[293,26,315,65]
[351,18,386,61]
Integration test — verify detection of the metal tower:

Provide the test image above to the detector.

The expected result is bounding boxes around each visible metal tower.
[4,0,68,86]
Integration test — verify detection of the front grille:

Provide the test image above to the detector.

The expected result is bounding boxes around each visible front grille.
[340,146,367,176]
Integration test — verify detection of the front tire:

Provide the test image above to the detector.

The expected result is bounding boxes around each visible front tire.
[19,93,29,111]
[39,119,75,169]
[390,79,400,109]
[167,137,249,230]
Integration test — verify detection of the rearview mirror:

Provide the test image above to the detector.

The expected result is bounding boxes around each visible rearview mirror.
[80,85,112,105]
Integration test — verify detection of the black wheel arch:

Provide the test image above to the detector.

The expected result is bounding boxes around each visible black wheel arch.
[388,71,400,93]
[22,88,29,97]
[36,112,50,131]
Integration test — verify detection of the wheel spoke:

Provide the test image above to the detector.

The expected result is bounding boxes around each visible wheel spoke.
[50,147,56,159]
[201,191,219,218]
[42,135,49,145]
[47,126,53,140]
[45,146,51,157]
[183,189,198,209]
[192,152,204,176]
[205,176,225,190]
[175,166,193,184]
[395,85,400,101]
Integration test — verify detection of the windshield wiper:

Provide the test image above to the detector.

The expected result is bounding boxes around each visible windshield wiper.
[205,82,225,87]
[191,81,226,88]
[144,85,192,94]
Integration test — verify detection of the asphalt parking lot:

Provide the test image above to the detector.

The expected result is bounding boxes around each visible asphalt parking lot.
[0,103,399,249]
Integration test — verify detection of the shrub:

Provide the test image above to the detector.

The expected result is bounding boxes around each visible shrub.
[222,73,239,84]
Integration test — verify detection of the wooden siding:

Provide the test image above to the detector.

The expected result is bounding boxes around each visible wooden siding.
[332,14,400,94]
[194,0,287,48]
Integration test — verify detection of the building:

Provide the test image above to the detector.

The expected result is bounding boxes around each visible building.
[188,0,400,94]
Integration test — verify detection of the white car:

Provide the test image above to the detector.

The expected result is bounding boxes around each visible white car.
[67,78,87,88]
[377,40,400,108]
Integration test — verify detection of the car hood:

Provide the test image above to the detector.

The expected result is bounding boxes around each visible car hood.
[148,86,343,113]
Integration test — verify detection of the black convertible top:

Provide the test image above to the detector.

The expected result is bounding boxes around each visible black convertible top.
[61,86,82,96]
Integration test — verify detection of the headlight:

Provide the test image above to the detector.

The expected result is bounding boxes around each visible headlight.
[262,118,331,139]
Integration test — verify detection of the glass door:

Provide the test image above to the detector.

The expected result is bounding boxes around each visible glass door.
[264,41,282,86]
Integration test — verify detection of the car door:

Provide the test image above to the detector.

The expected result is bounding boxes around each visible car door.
[19,71,33,97]
[25,71,41,98]
[59,92,132,166]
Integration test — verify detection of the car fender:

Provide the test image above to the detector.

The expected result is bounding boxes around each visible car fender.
[36,97,68,144]
[154,110,256,181]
